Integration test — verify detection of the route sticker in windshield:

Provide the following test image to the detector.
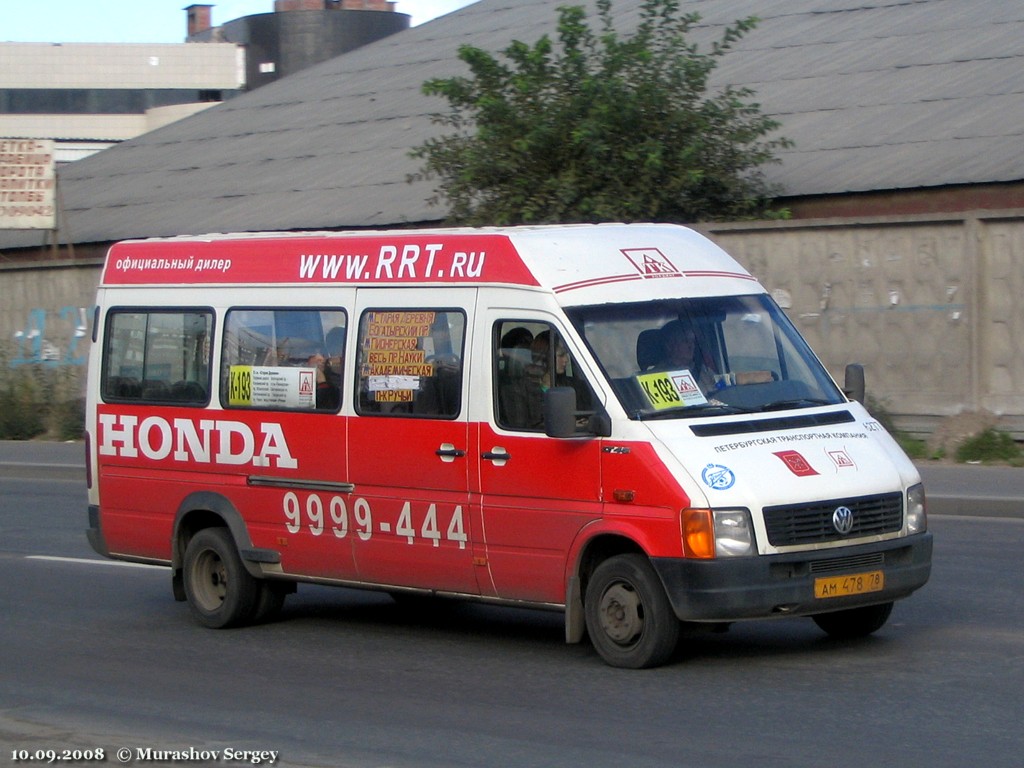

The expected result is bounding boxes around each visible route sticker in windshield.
[637,369,708,410]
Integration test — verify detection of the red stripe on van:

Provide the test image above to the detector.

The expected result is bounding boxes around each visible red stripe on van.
[102,234,540,287]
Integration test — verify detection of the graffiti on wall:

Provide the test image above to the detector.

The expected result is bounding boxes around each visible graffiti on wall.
[10,306,93,367]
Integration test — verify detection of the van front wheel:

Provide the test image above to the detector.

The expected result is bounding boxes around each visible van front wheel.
[183,527,259,628]
[812,602,893,639]
[584,554,680,669]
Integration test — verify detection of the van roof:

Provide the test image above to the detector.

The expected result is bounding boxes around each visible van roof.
[101,223,763,305]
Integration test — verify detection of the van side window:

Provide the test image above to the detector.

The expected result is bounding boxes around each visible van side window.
[221,308,346,412]
[356,309,465,418]
[101,309,212,405]
[494,320,594,431]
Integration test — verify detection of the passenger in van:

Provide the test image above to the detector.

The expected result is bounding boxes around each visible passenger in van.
[319,326,345,410]
[141,380,170,401]
[522,331,593,428]
[170,379,207,403]
[416,352,462,417]
[412,318,462,417]
[113,377,142,399]
[302,345,340,411]
[496,327,534,428]
[499,327,534,379]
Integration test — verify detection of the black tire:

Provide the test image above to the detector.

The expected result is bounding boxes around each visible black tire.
[584,554,680,669]
[182,527,260,628]
[812,601,894,639]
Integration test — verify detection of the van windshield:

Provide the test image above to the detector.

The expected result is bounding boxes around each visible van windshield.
[567,295,845,419]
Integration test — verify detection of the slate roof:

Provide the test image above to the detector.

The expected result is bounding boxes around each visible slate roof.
[4,0,1023,249]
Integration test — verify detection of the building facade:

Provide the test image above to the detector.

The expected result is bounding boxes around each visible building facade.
[186,1,409,93]
[1,1,409,163]
[0,41,243,163]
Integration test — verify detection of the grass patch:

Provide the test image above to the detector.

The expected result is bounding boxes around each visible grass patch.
[865,395,941,460]
[894,433,931,460]
[954,428,1023,465]
[0,346,84,441]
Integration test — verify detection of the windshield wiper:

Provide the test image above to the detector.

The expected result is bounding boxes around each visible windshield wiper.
[636,403,752,420]
[758,398,835,412]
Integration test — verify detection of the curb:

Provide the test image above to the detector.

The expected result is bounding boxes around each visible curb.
[916,464,1024,519]
[921,494,1023,519]
[0,462,85,481]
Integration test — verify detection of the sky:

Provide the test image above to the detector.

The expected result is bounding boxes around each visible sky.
[1,1,478,43]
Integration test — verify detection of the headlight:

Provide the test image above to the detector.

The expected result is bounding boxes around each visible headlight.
[682,508,756,558]
[907,483,928,534]
[713,509,756,557]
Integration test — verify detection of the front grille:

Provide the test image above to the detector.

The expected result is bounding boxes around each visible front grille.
[809,552,885,574]
[763,492,903,547]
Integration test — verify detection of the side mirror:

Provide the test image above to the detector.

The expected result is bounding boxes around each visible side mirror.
[544,387,610,438]
[844,363,865,404]
[544,387,578,438]
[589,411,612,438]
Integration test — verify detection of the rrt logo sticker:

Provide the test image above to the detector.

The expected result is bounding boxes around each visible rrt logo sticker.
[828,449,856,469]
[621,248,681,279]
[773,450,819,477]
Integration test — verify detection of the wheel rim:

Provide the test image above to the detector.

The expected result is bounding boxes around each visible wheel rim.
[598,582,644,647]
[191,548,228,611]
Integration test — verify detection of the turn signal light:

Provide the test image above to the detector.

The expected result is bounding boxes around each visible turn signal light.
[681,508,715,559]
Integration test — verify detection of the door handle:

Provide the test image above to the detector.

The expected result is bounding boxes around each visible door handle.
[481,447,511,465]
[435,443,466,462]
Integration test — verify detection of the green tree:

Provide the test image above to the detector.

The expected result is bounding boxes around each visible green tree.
[411,0,791,226]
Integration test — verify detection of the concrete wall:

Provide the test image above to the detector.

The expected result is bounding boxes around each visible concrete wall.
[702,210,1024,436]
[4,210,1024,436]
[1,258,101,369]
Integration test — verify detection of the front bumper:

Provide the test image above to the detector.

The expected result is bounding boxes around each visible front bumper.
[652,532,933,621]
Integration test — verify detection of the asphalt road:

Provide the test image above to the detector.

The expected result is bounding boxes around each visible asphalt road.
[1,441,1022,768]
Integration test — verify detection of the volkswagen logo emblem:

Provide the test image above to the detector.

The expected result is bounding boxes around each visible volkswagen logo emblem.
[832,506,855,535]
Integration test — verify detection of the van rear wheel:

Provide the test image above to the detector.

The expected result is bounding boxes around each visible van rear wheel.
[584,554,680,669]
[183,527,259,628]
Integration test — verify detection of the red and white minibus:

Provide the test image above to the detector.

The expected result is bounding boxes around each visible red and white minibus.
[85,223,932,668]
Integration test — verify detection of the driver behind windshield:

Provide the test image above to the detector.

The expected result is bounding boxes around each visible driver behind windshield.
[651,319,715,392]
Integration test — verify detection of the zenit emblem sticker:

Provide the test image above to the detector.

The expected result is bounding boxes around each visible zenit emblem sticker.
[701,463,736,490]
[621,248,681,279]
[773,450,818,477]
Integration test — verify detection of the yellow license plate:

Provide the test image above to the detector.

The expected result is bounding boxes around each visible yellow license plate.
[814,570,885,599]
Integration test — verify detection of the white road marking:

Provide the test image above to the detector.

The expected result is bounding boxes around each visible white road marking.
[26,555,165,569]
